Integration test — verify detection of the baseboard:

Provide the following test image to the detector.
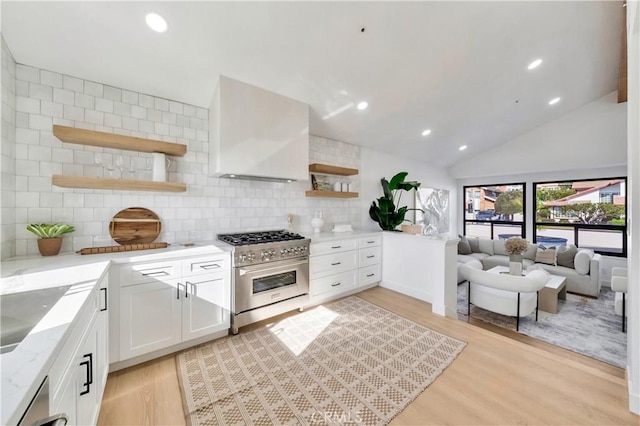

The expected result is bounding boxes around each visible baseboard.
[629,368,640,414]
[379,280,430,303]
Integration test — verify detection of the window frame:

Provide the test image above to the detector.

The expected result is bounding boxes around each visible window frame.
[533,177,627,257]
[462,182,527,240]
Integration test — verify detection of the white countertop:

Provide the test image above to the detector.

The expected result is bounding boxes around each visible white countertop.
[0,241,230,424]
[303,230,382,242]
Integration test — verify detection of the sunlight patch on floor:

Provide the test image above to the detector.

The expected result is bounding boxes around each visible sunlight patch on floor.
[267,305,339,356]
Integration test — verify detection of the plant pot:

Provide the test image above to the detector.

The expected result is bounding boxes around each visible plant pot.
[509,253,523,275]
[38,237,63,256]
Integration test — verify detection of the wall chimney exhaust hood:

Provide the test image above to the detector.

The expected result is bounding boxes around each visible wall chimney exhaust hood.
[208,75,309,182]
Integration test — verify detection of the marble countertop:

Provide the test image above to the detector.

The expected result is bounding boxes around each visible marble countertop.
[302,230,382,242]
[0,241,230,424]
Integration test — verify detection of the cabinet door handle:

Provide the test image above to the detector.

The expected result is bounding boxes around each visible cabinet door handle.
[176,283,181,299]
[100,287,108,312]
[367,240,375,244]
[331,262,341,266]
[80,353,93,395]
[184,281,190,298]
[366,273,375,277]
[331,245,342,249]
[366,255,375,259]
[142,270,170,277]
[331,282,341,287]
[199,263,221,270]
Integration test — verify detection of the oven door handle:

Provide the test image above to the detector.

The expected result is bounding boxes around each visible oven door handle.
[238,258,308,275]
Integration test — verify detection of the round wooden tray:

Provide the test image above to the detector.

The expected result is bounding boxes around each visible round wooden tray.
[109,207,161,245]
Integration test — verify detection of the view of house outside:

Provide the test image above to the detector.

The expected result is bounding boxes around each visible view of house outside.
[463,178,627,256]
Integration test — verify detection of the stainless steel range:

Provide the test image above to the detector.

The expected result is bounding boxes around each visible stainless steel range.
[218,230,310,334]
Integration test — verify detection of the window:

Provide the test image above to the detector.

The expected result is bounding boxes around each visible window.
[534,178,627,256]
[463,183,526,239]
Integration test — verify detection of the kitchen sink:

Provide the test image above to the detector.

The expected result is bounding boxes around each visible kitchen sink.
[1,286,71,354]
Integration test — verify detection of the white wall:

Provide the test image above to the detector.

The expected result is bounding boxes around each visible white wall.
[449,91,627,179]
[360,147,457,235]
[1,36,16,259]
[626,0,639,415]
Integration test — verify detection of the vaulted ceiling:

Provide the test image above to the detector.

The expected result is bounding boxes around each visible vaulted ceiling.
[1,1,625,167]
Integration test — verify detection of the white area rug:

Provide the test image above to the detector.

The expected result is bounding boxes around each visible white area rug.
[457,284,626,368]
[177,296,466,425]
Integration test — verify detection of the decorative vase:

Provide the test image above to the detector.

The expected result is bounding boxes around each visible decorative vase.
[311,210,324,233]
[38,237,63,256]
[509,253,523,275]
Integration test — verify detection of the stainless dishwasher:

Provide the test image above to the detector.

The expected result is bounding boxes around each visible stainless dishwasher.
[18,376,67,426]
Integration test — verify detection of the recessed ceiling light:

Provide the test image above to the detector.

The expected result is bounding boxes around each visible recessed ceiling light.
[548,97,561,105]
[357,101,368,110]
[421,129,432,137]
[459,145,467,151]
[528,59,543,70]
[146,13,168,33]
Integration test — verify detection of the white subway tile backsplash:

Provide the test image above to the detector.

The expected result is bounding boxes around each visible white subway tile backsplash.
[139,93,154,108]
[154,98,169,111]
[84,81,104,97]
[40,70,63,88]
[104,85,121,102]
[16,96,40,113]
[41,101,64,118]
[63,75,84,92]
[63,104,84,121]
[104,113,122,128]
[28,207,52,223]
[95,98,114,113]
[53,88,75,105]
[8,62,363,255]
[16,64,40,83]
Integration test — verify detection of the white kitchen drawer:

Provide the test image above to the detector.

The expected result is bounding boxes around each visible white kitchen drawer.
[311,238,358,256]
[359,246,381,267]
[310,250,358,279]
[358,235,382,248]
[359,264,381,286]
[182,254,230,277]
[119,259,182,287]
[310,269,358,297]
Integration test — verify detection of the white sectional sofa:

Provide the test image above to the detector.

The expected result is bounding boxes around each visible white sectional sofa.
[457,237,601,297]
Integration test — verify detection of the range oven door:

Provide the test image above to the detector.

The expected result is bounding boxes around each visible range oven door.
[234,257,309,314]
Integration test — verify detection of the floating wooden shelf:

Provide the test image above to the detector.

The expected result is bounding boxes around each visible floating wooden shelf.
[305,190,358,198]
[52,175,187,192]
[53,125,187,157]
[309,163,358,176]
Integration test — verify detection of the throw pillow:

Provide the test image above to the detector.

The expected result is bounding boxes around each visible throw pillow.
[535,245,557,266]
[556,244,578,268]
[574,249,594,275]
[458,235,472,255]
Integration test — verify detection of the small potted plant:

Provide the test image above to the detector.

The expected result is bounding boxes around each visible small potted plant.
[27,223,75,256]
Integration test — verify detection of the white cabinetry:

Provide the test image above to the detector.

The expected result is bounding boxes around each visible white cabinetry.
[309,233,382,305]
[50,273,109,426]
[209,75,309,181]
[116,253,231,362]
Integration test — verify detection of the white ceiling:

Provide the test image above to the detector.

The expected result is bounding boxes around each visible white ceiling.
[1,1,624,167]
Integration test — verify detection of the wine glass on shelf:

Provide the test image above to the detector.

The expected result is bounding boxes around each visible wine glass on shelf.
[128,158,137,180]
[115,155,124,179]
[94,153,103,177]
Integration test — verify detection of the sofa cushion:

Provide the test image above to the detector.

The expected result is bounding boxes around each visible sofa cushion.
[458,235,472,254]
[478,238,494,255]
[556,244,578,268]
[468,237,480,253]
[522,243,538,261]
[493,240,506,256]
[575,249,594,275]
[535,246,557,265]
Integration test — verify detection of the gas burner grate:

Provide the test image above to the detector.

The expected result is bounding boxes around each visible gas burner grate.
[218,230,305,246]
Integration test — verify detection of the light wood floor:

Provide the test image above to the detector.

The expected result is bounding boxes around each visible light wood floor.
[97,287,638,425]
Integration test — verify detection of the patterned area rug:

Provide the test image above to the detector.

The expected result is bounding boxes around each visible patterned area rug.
[176,296,466,425]
[457,284,626,368]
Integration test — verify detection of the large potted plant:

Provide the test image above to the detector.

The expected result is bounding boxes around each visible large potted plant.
[27,223,75,256]
[369,172,421,231]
